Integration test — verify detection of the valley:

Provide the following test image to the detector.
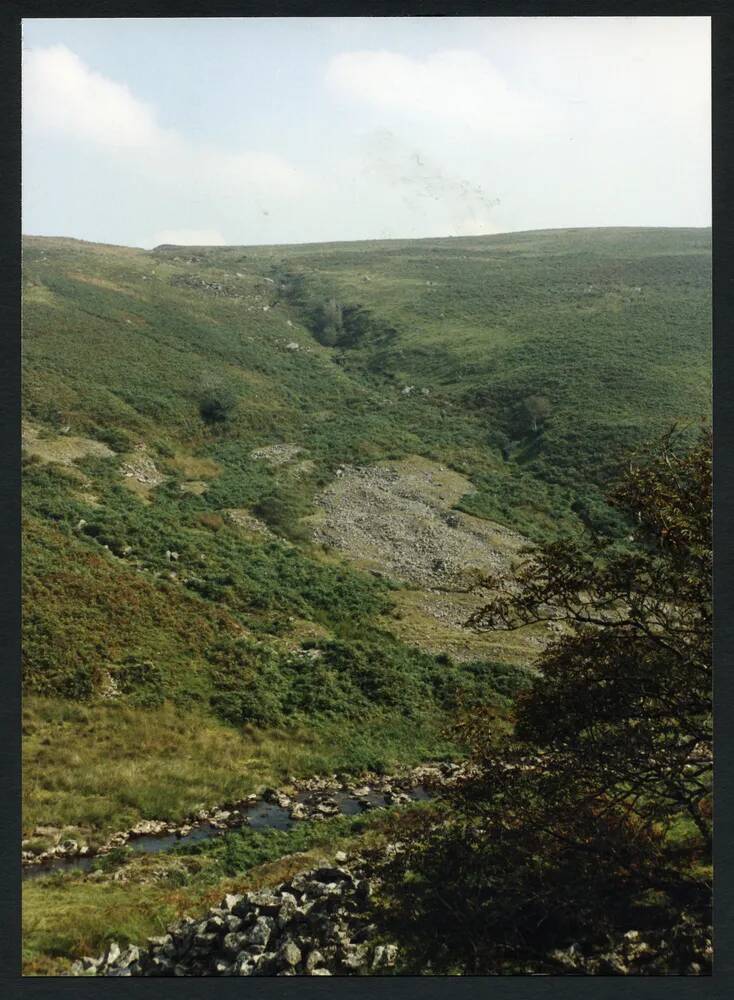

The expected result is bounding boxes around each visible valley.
[21,227,711,973]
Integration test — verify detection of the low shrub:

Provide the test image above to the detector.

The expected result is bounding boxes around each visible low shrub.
[199,388,237,424]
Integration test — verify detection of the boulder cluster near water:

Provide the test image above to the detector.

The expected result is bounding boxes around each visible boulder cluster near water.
[23,762,464,872]
[71,859,398,977]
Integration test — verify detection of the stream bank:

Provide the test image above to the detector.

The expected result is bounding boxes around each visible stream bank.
[23,761,463,880]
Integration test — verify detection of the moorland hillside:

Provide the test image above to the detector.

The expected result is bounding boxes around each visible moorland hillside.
[21,227,710,972]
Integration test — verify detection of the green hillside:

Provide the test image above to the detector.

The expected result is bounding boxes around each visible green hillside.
[24,227,711,527]
[21,227,710,972]
[22,224,710,741]
[22,225,710,869]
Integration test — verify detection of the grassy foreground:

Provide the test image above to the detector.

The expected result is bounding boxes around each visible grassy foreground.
[23,696,463,846]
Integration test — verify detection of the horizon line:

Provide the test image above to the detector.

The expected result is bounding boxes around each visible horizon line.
[22,223,713,254]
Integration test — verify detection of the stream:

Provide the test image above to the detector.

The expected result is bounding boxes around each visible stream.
[23,784,434,881]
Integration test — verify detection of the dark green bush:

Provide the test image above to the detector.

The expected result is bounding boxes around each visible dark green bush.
[113,658,166,708]
[199,388,237,424]
[91,425,134,452]
[204,633,526,731]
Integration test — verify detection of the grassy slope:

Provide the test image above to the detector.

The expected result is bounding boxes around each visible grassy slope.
[261,227,711,535]
[24,228,711,529]
[22,227,711,813]
[22,228,710,972]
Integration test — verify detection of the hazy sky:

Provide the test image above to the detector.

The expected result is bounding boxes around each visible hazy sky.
[22,16,711,248]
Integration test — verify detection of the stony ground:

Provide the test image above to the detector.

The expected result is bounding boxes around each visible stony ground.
[311,458,527,591]
[72,853,712,977]
[309,457,539,661]
[72,859,396,977]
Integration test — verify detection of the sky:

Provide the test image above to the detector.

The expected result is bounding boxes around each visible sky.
[22,16,711,248]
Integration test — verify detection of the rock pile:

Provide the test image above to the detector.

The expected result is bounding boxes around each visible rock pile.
[545,919,713,976]
[71,862,399,977]
[313,461,525,591]
[250,443,305,466]
[120,453,166,487]
[151,247,203,263]
[224,508,273,536]
[69,855,711,978]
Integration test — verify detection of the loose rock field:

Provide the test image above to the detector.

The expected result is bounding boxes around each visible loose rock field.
[312,458,527,591]
[72,860,395,976]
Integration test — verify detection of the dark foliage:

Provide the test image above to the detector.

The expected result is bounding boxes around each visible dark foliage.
[207,632,528,730]
[112,658,166,707]
[375,429,712,974]
[199,387,237,424]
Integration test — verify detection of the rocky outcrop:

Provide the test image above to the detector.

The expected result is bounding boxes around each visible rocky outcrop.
[71,861,398,977]
[224,509,273,536]
[120,452,166,487]
[249,443,304,466]
[169,274,243,298]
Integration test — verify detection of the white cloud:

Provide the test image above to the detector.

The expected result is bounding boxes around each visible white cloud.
[23,45,307,203]
[21,21,710,246]
[326,49,563,136]
[24,45,159,149]
[149,228,227,247]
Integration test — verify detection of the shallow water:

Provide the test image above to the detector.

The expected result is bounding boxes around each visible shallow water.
[245,802,292,831]
[23,785,433,881]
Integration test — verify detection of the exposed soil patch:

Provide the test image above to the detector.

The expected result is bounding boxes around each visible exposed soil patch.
[22,423,115,466]
[23,282,59,307]
[180,481,208,496]
[75,491,102,507]
[66,271,135,296]
[168,454,221,480]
